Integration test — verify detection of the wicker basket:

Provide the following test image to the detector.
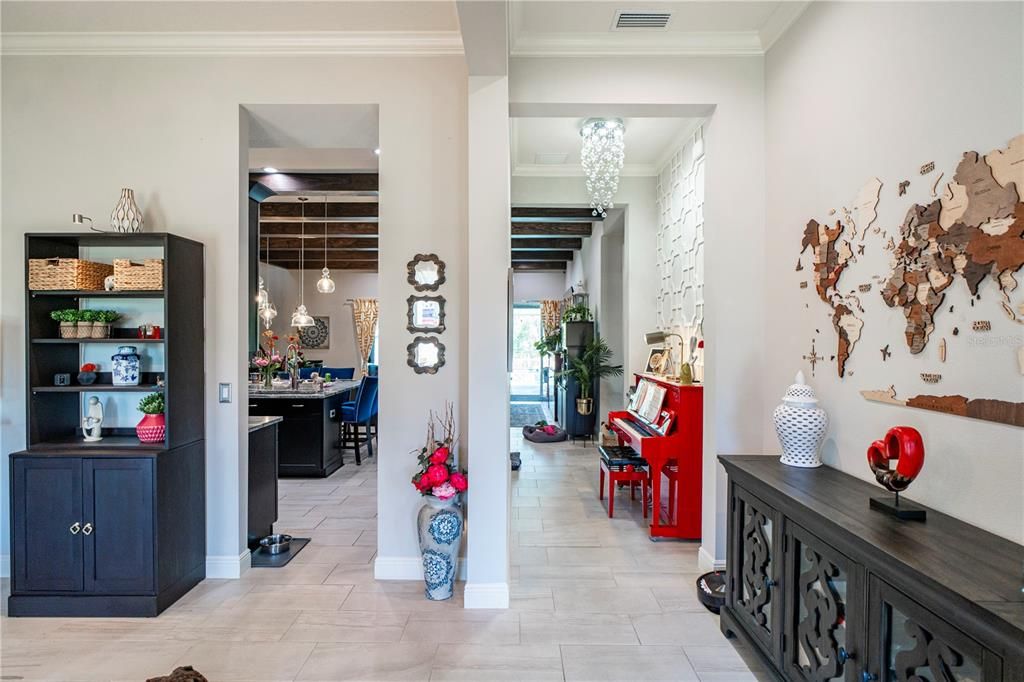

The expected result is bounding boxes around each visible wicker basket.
[113,258,164,291]
[28,258,113,291]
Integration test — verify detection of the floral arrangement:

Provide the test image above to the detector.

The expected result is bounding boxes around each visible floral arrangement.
[411,402,467,501]
[252,350,283,387]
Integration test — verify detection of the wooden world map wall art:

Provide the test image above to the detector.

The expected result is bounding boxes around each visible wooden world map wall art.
[801,134,1024,428]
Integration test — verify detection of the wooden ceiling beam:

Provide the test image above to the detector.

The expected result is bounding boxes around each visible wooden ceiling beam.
[511,250,574,262]
[255,237,378,250]
[511,222,592,237]
[259,222,379,236]
[259,202,378,219]
[261,250,378,261]
[512,206,595,221]
[511,238,582,250]
[266,260,379,270]
[512,262,566,272]
[249,172,378,194]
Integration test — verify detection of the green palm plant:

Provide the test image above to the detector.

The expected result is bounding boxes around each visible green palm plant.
[555,335,623,401]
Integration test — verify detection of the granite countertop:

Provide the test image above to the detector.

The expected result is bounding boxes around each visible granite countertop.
[248,379,360,399]
[248,416,283,432]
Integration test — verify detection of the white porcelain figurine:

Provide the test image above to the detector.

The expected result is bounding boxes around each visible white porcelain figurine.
[82,396,104,442]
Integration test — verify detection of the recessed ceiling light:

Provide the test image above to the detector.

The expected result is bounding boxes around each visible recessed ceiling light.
[262,167,279,173]
[373,148,381,156]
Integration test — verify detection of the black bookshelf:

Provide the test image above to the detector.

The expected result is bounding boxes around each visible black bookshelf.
[9,232,206,617]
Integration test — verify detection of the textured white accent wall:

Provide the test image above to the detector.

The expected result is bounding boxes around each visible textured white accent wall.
[655,126,706,380]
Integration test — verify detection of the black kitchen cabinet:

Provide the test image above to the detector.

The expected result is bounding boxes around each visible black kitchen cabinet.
[9,444,204,617]
[719,456,1024,682]
[249,393,345,477]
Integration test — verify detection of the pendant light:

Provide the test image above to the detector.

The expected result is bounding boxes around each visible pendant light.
[316,196,335,293]
[258,237,278,329]
[290,197,314,327]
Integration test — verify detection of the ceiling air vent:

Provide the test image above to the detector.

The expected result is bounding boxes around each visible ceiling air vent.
[612,10,672,30]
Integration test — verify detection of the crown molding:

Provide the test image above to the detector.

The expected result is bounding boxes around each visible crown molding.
[0,30,464,56]
[510,30,764,57]
[759,2,810,52]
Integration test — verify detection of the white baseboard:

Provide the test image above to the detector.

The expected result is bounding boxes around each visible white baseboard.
[0,554,9,578]
[698,545,726,573]
[464,581,509,609]
[374,555,468,581]
[206,550,250,579]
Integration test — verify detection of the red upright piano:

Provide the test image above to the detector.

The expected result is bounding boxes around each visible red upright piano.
[608,372,703,540]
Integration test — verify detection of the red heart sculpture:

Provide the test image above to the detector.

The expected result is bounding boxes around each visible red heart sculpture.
[867,426,924,492]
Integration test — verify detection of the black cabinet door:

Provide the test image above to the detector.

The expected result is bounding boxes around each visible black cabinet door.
[11,457,83,593]
[782,522,865,681]
[277,415,322,474]
[867,577,1002,682]
[83,458,155,594]
[730,484,784,664]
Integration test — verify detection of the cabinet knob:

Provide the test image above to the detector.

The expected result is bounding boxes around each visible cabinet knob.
[82,522,93,536]
[861,672,878,682]
[69,522,81,535]
[838,647,854,663]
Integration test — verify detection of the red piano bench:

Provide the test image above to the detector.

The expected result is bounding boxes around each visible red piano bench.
[598,446,649,519]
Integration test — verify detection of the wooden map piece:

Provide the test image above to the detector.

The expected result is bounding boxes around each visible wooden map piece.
[972,320,992,331]
[880,344,891,361]
[859,284,872,292]
[852,177,882,239]
[930,172,944,197]
[803,339,824,377]
[920,161,935,175]
[799,281,808,289]
[953,151,1018,227]
[938,338,946,363]
[939,181,968,229]
[985,133,1024,190]
[857,244,865,256]
[920,373,941,384]
[898,180,910,196]
[828,208,836,216]
[953,327,960,336]
[796,259,804,271]
[861,387,1024,428]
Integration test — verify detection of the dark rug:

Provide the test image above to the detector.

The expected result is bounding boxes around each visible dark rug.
[510,403,547,428]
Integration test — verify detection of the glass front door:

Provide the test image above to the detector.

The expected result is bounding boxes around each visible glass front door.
[511,304,544,400]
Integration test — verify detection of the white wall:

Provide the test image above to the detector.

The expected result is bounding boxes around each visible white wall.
[512,271,565,302]
[257,264,377,371]
[1,55,468,577]
[511,56,766,568]
[765,2,1024,543]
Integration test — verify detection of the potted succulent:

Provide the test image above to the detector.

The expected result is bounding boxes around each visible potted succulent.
[555,335,623,415]
[136,392,166,443]
[50,309,80,338]
[91,310,121,339]
[77,362,98,386]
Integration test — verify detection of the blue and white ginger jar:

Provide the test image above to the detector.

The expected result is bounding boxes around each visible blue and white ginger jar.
[417,496,463,600]
[111,345,141,386]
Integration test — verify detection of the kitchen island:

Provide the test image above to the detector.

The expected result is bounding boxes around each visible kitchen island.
[248,380,360,478]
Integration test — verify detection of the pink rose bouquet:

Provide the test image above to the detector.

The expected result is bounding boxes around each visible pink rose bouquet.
[410,403,467,500]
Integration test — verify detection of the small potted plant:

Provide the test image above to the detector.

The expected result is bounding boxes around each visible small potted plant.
[555,335,623,415]
[77,362,98,386]
[50,309,80,338]
[561,303,592,323]
[78,309,98,338]
[136,392,165,443]
[91,310,121,339]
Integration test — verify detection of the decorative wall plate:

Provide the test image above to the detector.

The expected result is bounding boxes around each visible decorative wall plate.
[298,316,330,349]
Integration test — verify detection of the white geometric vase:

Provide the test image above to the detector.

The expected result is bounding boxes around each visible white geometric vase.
[111,187,144,233]
[773,371,828,468]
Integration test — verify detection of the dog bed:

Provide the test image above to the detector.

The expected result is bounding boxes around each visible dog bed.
[523,424,568,443]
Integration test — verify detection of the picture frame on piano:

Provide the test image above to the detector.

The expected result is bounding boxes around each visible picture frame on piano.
[645,347,671,376]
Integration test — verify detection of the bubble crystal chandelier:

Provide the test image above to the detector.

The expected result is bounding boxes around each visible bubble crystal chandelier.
[579,118,625,218]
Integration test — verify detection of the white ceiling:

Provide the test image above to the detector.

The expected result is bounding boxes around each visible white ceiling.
[511,116,701,177]
[510,0,808,55]
[0,1,459,33]
[246,104,378,149]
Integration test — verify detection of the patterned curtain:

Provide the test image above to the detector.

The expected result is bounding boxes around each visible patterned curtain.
[352,298,379,373]
[540,300,562,336]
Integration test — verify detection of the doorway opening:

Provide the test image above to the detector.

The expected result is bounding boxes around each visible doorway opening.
[510,303,546,401]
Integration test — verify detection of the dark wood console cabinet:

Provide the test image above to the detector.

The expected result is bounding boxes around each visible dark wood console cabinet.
[719,455,1024,682]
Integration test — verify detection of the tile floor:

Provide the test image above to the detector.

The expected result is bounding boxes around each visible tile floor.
[0,430,765,681]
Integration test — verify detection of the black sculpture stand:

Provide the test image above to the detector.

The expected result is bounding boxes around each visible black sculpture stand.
[870,491,927,520]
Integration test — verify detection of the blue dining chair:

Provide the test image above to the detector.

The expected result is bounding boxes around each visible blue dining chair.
[337,375,379,465]
[322,367,355,381]
[367,364,379,377]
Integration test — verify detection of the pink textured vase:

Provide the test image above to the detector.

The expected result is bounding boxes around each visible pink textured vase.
[136,413,166,443]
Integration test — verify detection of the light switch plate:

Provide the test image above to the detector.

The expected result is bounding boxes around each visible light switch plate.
[218,382,232,403]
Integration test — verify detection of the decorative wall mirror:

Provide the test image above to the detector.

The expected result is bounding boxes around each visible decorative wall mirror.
[406,295,446,334]
[407,253,446,292]
[407,336,446,374]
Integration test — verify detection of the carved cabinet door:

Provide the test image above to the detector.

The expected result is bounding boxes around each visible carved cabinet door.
[782,523,865,682]
[866,577,1002,682]
[729,485,784,662]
